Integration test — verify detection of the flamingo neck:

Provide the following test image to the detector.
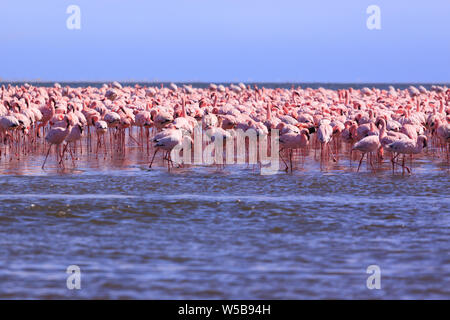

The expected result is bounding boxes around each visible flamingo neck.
[379,121,386,139]
[181,99,187,118]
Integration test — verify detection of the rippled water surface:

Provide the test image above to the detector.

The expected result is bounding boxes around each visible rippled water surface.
[0,144,449,300]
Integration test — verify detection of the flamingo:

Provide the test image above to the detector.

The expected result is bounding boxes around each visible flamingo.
[149,125,184,171]
[94,117,108,155]
[279,128,310,172]
[317,119,336,162]
[352,135,381,172]
[42,115,73,169]
[432,117,450,147]
[61,122,84,164]
[387,135,428,174]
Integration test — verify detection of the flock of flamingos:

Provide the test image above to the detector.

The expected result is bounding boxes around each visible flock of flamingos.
[0,82,449,174]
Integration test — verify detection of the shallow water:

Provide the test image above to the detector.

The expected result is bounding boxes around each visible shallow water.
[0,140,449,299]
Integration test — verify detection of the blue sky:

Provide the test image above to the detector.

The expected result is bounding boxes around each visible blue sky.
[0,0,449,82]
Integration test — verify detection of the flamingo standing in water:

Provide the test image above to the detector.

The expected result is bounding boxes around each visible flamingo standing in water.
[317,119,336,163]
[377,118,409,162]
[61,122,84,165]
[387,135,428,174]
[149,125,184,171]
[431,117,450,161]
[37,98,55,137]
[279,128,310,172]
[352,135,381,172]
[42,115,73,169]
[94,117,108,156]
[135,103,153,154]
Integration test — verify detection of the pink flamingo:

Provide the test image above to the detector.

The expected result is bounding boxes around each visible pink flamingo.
[42,115,73,169]
[387,135,428,174]
[149,125,183,171]
[317,120,336,163]
[279,128,310,172]
[352,135,381,172]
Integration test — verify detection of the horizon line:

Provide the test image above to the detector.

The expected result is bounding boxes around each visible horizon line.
[1,80,449,85]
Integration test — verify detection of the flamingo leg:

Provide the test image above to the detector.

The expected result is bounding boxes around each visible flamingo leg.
[401,155,405,174]
[391,153,400,173]
[96,135,100,158]
[42,145,52,169]
[289,149,293,173]
[279,148,288,171]
[167,152,171,172]
[60,143,69,164]
[149,148,159,168]
[69,145,75,165]
[357,153,365,172]
[391,154,396,173]
[327,142,337,162]
[369,152,376,170]
[146,128,150,156]
[128,131,141,147]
